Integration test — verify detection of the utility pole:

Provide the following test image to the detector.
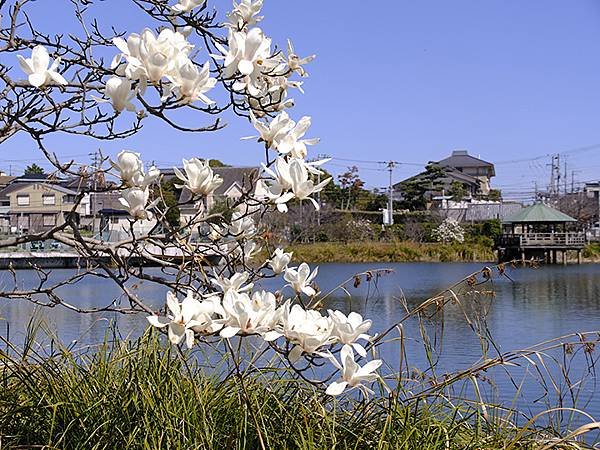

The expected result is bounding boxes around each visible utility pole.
[89,149,102,233]
[314,154,329,228]
[547,154,561,200]
[386,161,396,226]
[563,159,568,195]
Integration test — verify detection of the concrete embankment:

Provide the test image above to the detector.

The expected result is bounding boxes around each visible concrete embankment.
[0,252,103,269]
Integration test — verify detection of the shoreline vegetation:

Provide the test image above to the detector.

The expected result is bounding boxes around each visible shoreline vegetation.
[286,241,496,263]
[286,241,600,264]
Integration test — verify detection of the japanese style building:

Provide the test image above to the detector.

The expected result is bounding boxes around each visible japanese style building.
[498,203,586,264]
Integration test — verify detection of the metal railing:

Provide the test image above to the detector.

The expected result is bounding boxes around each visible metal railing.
[500,232,586,247]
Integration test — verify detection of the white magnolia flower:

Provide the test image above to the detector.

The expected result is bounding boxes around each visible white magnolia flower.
[138,29,179,82]
[262,157,294,191]
[100,76,136,112]
[227,0,263,30]
[278,302,334,362]
[268,248,292,274]
[168,56,216,104]
[113,28,192,83]
[228,211,256,240]
[212,271,254,295]
[276,116,319,159]
[216,28,272,83]
[172,0,206,13]
[283,39,315,77]
[147,291,223,348]
[219,289,279,338]
[17,45,68,88]
[119,187,154,220]
[326,346,382,397]
[238,240,261,262]
[174,158,223,196]
[289,159,331,209]
[244,111,294,149]
[328,310,372,357]
[284,263,319,296]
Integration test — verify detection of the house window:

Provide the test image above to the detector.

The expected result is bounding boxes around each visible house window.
[43,214,56,226]
[110,216,120,224]
[17,195,30,206]
[43,194,56,205]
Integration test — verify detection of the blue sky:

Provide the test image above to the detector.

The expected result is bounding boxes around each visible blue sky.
[3,0,600,201]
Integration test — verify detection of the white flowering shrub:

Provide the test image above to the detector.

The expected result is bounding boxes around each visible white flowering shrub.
[432,218,465,244]
[0,0,383,398]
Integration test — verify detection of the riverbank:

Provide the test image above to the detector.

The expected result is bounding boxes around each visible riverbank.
[287,241,497,263]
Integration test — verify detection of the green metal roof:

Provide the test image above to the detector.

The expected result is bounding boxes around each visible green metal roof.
[503,203,577,224]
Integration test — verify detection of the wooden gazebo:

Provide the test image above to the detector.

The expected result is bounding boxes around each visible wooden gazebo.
[498,203,586,264]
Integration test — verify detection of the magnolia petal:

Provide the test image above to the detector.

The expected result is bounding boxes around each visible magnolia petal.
[238,59,254,75]
[356,359,383,377]
[220,326,241,338]
[49,71,68,86]
[326,381,348,396]
[16,55,33,75]
[185,329,195,349]
[28,73,46,88]
[352,343,367,358]
[263,330,282,342]
[146,315,170,328]
[301,286,316,297]
[168,322,186,345]
[288,345,303,363]
[31,45,50,73]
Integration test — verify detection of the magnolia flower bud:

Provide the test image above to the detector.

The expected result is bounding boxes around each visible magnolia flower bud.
[111,150,143,186]
[103,76,136,113]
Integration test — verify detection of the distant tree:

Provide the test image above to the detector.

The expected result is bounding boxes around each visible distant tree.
[487,189,502,201]
[363,190,388,211]
[337,166,364,210]
[156,179,180,228]
[398,164,447,211]
[24,163,44,175]
[208,159,230,167]
[448,181,466,202]
[481,219,502,241]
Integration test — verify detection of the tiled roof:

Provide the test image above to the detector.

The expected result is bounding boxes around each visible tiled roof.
[436,150,494,169]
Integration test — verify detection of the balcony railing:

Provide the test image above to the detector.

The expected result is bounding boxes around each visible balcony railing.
[499,232,586,248]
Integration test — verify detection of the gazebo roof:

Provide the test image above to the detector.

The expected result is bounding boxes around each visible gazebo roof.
[503,203,577,224]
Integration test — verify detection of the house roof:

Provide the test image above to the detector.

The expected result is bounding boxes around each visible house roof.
[435,150,496,176]
[179,166,259,204]
[394,166,482,189]
[0,176,16,186]
[503,203,577,224]
[0,182,78,201]
[14,173,53,181]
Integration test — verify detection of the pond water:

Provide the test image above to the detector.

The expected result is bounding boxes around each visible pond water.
[1,262,599,421]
